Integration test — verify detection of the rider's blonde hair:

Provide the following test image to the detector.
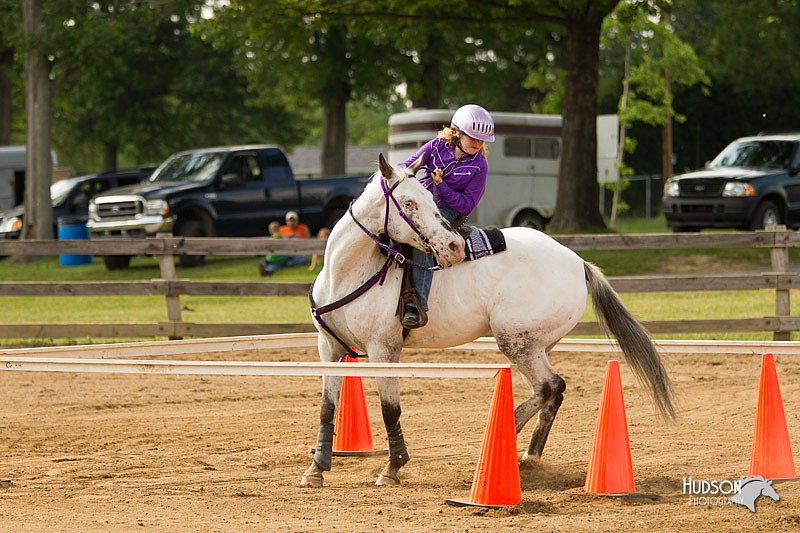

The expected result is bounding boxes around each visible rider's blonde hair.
[437,127,488,158]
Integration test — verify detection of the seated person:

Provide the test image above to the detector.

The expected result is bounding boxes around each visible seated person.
[308,227,331,271]
[260,211,310,276]
[259,221,283,276]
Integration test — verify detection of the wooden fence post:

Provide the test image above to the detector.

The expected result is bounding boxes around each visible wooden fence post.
[157,252,182,341]
[769,225,792,341]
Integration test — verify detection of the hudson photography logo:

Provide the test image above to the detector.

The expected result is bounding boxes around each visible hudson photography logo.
[683,476,780,513]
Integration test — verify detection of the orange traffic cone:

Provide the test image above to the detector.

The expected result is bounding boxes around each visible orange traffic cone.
[445,368,521,508]
[749,353,796,479]
[332,356,385,457]
[584,360,636,494]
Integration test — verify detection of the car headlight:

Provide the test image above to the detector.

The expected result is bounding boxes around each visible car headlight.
[722,182,755,197]
[664,180,680,197]
[0,216,22,233]
[145,199,170,216]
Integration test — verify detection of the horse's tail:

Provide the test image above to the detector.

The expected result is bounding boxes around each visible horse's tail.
[584,262,677,419]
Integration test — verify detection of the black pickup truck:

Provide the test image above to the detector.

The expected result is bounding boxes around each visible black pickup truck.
[87,145,369,269]
[663,133,800,232]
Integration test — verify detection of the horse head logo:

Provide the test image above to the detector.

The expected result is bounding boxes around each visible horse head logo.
[730,476,780,513]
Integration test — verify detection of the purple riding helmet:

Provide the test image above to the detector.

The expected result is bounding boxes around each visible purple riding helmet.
[450,104,496,143]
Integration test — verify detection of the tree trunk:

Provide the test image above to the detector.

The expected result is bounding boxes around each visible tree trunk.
[103,141,118,171]
[662,68,673,183]
[319,24,350,176]
[321,100,347,175]
[0,46,12,146]
[548,5,618,233]
[22,0,53,240]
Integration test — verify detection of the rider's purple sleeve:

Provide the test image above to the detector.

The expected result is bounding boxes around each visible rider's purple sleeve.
[435,162,488,215]
[400,139,435,169]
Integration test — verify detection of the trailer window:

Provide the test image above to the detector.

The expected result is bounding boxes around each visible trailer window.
[503,137,531,158]
[389,142,424,153]
[534,138,560,159]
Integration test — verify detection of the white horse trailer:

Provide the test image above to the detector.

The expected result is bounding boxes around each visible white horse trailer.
[388,110,618,229]
[0,146,59,212]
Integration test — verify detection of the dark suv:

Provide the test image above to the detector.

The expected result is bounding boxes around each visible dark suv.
[663,133,800,231]
[0,166,154,239]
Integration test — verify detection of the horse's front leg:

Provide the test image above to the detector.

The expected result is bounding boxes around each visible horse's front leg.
[375,374,410,486]
[299,375,342,487]
[300,336,342,488]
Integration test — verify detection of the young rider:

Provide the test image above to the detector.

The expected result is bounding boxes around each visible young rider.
[399,104,495,327]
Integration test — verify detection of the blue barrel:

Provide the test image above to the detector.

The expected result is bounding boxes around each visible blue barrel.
[57,217,92,266]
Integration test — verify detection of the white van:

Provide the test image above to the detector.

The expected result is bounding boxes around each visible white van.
[0,145,59,212]
[388,110,618,229]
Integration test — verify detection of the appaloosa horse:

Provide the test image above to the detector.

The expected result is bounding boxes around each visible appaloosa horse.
[301,154,675,487]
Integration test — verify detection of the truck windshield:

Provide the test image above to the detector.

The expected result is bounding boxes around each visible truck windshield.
[711,140,794,170]
[149,152,224,183]
[50,177,81,205]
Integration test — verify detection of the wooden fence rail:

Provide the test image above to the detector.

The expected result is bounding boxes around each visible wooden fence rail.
[0,227,796,340]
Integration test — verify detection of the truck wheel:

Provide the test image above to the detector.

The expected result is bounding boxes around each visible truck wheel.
[750,201,782,230]
[512,210,546,231]
[174,219,206,267]
[103,255,132,270]
[671,226,700,233]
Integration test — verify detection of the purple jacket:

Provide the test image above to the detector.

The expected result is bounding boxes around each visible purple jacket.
[401,138,488,216]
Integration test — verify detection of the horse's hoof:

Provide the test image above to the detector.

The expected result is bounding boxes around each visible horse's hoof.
[520,451,543,465]
[375,473,400,486]
[299,472,324,488]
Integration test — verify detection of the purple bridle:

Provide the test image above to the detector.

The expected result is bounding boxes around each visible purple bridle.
[309,172,449,359]
[347,175,446,270]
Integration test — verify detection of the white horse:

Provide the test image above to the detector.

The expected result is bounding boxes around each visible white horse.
[301,154,675,488]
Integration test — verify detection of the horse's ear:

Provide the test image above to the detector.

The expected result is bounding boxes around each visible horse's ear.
[406,155,423,176]
[378,153,395,180]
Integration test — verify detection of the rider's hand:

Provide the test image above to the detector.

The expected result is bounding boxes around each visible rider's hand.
[432,168,443,185]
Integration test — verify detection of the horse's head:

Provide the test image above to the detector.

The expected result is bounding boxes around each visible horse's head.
[371,154,464,267]
[760,479,780,501]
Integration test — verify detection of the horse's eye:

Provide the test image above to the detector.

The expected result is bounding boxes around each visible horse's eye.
[404,200,417,211]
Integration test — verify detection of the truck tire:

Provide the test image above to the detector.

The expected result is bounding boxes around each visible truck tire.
[749,200,782,230]
[103,255,132,270]
[174,219,207,267]
[512,210,546,231]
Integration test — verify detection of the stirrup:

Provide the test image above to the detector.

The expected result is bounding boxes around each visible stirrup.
[401,303,428,329]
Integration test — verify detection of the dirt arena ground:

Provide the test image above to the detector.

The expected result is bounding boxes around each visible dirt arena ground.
[1,346,798,532]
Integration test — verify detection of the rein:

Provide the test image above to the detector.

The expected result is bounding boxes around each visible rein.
[309,175,443,359]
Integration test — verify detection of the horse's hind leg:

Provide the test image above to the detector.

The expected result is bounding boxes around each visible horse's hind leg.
[523,377,566,461]
[496,334,566,462]
[374,375,410,486]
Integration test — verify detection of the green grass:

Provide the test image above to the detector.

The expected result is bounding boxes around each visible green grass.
[606,215,671,234]
[1,218,797,345]
[0,254,321,282]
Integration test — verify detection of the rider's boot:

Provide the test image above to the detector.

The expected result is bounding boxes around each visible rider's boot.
[401,302,422,328]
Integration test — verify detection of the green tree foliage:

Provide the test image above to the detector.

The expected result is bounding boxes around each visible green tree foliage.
[202,1,404,174]
[3,1,297,174]
[603,2,708,130]
[0,0,22,145]
[599,0,708,197]
[630,0,800,174]
[52,2,295,173]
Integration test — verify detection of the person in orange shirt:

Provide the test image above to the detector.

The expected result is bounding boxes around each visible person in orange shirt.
[278,210,310,239]
[260,211,310,276]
